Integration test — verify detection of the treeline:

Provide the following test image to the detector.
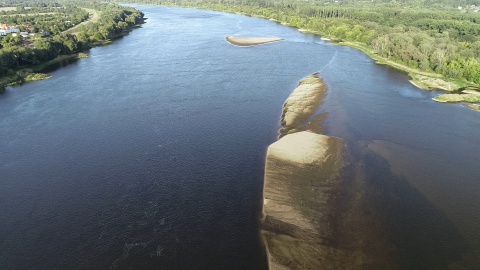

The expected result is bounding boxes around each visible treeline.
[0,3,144,77]
[74,4,145,42]
[129,0,480,84]
[0,7,89,35]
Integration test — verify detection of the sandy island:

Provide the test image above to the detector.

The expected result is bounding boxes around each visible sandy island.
[226,36,283,46]
[261,74,346,269]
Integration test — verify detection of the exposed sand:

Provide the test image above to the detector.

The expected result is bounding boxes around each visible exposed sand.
[267,131,330,165]
[226,36,283,46]
[280,74,326,136]
[462,89,480,95]
[262,131,346,270]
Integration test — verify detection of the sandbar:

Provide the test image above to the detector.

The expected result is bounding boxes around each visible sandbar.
[280,73,326,136]
[261,74,396,269]
[226,36,283,46]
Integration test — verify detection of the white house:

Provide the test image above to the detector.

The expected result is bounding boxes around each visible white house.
[0,27,20,36]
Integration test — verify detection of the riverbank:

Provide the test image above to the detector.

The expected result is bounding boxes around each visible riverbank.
[336,41,478,92]
[225,36,283,46]
[0,4,145,93]
[0,54,80,91]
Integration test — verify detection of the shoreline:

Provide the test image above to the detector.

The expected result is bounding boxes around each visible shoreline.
[225,36,283,46]
[336,41,478,91]
[0,54,80,91]
[0,20,144,92]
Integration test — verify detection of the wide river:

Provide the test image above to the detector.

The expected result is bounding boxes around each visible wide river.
[1,5,480,269]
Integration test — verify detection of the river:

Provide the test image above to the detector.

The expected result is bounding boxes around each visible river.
[1,5,479,269]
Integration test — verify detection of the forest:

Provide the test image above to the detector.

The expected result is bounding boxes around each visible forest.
[0,1,144,81]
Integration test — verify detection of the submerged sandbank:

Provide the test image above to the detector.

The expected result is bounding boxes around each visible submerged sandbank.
[226,36,283,46]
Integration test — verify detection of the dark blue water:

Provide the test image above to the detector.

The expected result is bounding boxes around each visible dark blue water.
[1,6,480,269]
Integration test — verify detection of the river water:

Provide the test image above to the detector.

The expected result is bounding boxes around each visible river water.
[1,6,479,269]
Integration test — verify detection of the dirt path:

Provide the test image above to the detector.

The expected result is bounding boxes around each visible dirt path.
[64,8,100,34]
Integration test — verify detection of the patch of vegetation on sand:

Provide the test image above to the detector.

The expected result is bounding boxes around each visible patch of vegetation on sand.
[433,94,480,103]
[466,104,480,112]
[409,74,460,91]
[24,73,51,81]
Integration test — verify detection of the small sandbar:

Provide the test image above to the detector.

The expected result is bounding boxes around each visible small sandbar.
[280,73,326,136]
[226,36,283,46]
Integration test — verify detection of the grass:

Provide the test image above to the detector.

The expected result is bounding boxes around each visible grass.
[24,73,51,81]
[409,74,459,91]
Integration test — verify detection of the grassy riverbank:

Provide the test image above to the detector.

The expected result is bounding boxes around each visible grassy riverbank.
[337,41,478,92]
[0,4,145,93]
